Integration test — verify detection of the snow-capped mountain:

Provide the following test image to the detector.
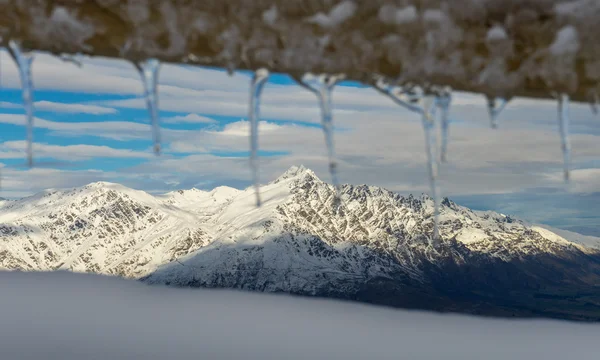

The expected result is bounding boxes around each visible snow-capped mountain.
[1,166,599,319]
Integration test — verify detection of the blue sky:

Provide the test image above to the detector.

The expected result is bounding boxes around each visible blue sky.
[1,50,599,236]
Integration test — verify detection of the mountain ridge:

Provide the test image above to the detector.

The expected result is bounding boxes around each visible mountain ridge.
[1,166,599,320]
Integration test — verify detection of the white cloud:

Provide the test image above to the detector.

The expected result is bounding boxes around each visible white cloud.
[34,101,118,115]
[0,141,152,161]
[0,114,193,142]
[0,102,22,109]
[543,168,600,193]
[2,100,118,115]
[0,167,110,197]
[162,113,216,124]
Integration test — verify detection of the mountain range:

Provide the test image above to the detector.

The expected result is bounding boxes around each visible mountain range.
[1,165,599,320]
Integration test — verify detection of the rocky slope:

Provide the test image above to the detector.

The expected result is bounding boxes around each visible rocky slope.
[1,166,599,320]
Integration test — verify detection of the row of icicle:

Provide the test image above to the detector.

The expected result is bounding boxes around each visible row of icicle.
[1,40,578,242]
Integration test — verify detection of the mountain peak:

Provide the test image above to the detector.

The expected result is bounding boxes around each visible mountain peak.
[274,165,319,183]
[84,181,124,189]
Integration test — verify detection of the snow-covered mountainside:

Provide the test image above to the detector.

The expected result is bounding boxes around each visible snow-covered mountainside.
[1,166,599,319]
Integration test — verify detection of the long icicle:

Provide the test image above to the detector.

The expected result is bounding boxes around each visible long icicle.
[486,96,509,129]
[298,74,344,208]
[589,90,598,115]
[421,96,440,241]
[373,77,442,242]
[135,59,162,155]
[558,93,571,182]
[7,41,35,167]
[249,68,270,207]
[436,88,452,163]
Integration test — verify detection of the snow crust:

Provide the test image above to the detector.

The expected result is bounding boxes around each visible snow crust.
[0,271,598,360]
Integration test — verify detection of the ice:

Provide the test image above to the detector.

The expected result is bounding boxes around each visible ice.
[486,96,509,129]
[59,53,83,67]
[248,68,270,207]
[557,93,571,182]
[589,90,598,115]
[262,5,278,27]
[134,59,162,155]
[436,88,452,163]
[372,77,423,113]
[421,96,440,241]
[378,5,418,25]
[549,26,580,56]
[486,25,508,42]
[297,73,345,207]
[306,1,357,29]
[373,77,442,241]
[423,9,447,24]
[7,41,35,167]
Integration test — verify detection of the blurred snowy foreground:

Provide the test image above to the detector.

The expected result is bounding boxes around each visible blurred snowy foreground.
[0,271,598,360]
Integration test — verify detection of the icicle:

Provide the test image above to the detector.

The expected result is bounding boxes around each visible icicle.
[421,96,441,241]
[486,96,509,129]
[7,41,35,167]
[372,77,442,241]
[59,53,83,67]
[135,59,162,155]
[248,68,270,207]
[589,91,598,115]
[298,73,345,208]
[372,77,422,113]
[557,93,571,182]
[435,88,452,163]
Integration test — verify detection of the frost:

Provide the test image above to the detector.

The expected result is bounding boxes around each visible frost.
[395,6,418,24]
[7,41,35,167]
[306,1,357,29]
[379,5,418,25]
[135,59,162,155]
[262,5,278,27]
[550,26,580,56]
[126,0,151,24]
[249,68,270,207]
[557,94,571,181]
[159,1,187,57]
[486,25,508,42]
[31,7,95,51]
[554,0,584,17]
[423,9,446,24]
